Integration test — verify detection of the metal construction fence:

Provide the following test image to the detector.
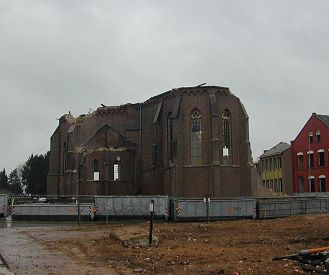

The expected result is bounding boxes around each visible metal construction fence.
[11,203,94,220]
[94,195,170,219]
[1,194,329,221]
[171,198,257,221]
[257,197,329,219]
[0,194,8,217]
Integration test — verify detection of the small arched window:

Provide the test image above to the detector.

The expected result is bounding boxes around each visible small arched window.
[222,109,231,156]
[191,108,202,165]
[93,159,99,181]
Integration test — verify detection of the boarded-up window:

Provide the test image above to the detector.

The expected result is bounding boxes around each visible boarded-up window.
[191,109,202,165]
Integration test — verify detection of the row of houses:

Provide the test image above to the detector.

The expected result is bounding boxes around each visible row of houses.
[259,112,329,195]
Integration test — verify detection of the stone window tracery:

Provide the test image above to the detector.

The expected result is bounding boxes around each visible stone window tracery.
[222,109,231,156]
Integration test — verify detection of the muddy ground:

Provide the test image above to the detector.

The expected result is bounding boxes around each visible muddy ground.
[14,214,329,274]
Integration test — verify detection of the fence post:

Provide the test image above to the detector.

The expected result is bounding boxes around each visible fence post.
[149,200,154,246]
[76,180,81,226]
[206,195,210,223]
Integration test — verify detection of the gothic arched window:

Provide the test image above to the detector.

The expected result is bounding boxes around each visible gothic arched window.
[191,109,202,165]
[222,109,231,156]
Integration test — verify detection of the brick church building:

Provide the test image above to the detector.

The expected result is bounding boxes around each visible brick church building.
[47,85,254,198]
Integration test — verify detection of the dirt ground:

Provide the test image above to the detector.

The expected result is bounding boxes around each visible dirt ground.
[16,214,329,274]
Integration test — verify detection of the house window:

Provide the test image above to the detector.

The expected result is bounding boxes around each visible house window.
[319,176,326,192]
[316,130,321,143]
[222,109,231,156]
[265,159,268,171]
[297,153,304,169]
[298,176,304,192]
[273,179,277,192]
[278,179,283,192]
[307,151,314,168]
[318,149,325,166]
[191,109,202,165]
[93,160,100,181]
[278,157,282,169]
[269,158,273,171]
[309,132,313,144]
[308,177,315,192]
[274,158,277,170]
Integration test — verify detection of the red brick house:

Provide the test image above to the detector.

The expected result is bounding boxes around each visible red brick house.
[291,113,329,193]
[47,86,254,198]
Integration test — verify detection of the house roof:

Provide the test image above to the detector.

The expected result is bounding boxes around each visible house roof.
[316,114,329,128]
[260,142,290,158]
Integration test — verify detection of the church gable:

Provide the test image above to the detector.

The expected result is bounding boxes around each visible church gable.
[82,124,125,150]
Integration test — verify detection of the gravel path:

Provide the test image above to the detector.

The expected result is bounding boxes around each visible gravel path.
[0,227,118,275]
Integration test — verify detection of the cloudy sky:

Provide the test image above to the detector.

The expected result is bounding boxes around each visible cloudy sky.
[1,0,329,172]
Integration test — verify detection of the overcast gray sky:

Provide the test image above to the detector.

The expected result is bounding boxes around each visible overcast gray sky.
[1,0,329,172]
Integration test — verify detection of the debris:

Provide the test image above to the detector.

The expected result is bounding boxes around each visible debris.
[273,246,329,273]
[134,268,145,273]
